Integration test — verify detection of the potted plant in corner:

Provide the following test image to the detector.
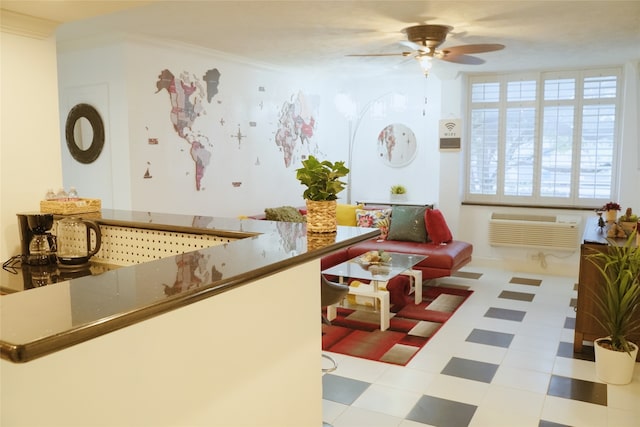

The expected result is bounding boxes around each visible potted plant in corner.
[295,155,349,233]
[390,184,407,202]
[586,230,640,384]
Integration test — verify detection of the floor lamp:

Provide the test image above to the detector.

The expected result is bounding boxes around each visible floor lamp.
[337,92,394,204]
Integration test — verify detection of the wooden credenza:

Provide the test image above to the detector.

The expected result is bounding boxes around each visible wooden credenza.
[574,217,640,361]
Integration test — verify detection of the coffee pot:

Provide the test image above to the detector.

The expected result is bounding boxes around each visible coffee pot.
[56,217,102,266]
[17,212,57,265]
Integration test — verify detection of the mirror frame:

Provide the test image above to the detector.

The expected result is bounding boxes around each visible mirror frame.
[65,103,105,164]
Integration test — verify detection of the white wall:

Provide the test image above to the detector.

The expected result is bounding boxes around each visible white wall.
[54,40,640,278]
[0,31,63,262]
[57,41,130,210]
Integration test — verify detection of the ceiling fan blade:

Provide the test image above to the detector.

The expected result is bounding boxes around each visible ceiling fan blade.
[398,40,427,52]
[439,54,486,65]
[441,43,505,55]
[346,52,412,57]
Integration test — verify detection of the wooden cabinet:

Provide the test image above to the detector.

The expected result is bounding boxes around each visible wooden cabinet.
[574,217,640,361]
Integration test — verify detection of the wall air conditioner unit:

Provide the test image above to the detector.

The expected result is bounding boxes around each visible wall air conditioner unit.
[489,213,581,252]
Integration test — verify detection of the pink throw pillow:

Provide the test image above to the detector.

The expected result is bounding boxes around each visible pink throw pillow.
[425,209,453,244]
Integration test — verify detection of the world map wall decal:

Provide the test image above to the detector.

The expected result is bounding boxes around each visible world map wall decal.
[155,68,220,191]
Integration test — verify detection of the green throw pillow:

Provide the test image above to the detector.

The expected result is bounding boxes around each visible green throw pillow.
[386,205,428,243]
[264,206,305,222]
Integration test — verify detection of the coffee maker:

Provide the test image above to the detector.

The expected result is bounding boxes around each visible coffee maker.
[17,212,57,265]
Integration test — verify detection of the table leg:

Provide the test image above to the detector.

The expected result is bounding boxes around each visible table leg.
[327,304,337,321]
[401,269,423,304]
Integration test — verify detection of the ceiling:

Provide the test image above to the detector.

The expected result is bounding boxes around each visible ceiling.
[3,1,640,77]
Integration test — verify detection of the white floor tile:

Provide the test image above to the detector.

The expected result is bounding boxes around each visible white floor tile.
[492,365,551,394]
[607,377,640,413]
[375,365,437,394]
[328,352,389,383]
[352,383,422,419]
[607,407,639,426]
[552,356,599,382]
[322,399,348,425]
[541,395,608,427]
[422,373,490,406]
[451,340,507,365]
[331,405,404,427]
[471,383,545,426]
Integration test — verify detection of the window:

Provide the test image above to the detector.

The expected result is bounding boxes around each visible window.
[465,68,621,208]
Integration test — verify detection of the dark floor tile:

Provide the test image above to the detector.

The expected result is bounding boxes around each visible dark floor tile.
[441,356,499,383]
[564,317,575,329]
[434,282,471,291]
[539,420,571,427]
[510,277,542,286]
[484,307,526,322]
[322,374,370,405]
[547,375,607,406]
[466,328,514,348]
[453,271,483,280]
[406,394,477,427]
[499,290,535,302]
[556,341,595,361]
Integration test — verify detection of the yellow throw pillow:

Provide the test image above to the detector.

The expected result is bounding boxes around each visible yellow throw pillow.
[336,204,362,226]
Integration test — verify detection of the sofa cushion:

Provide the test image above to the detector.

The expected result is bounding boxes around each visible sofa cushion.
[387,205,428,243]
[425,209,453,244]
[264,206,305,222]
[356,208,391,239]
[336,204,362,226]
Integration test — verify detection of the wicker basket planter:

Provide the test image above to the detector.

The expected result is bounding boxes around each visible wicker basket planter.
[306,200,337,233]
[306,231,337,251]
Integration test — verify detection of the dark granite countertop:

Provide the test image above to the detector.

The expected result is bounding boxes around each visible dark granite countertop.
[0,209,379,363]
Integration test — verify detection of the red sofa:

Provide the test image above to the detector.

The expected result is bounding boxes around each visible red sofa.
[249,205,473,309]
[320,238,472,281]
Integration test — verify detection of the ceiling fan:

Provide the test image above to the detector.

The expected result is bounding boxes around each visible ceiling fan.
[347,24,505,76]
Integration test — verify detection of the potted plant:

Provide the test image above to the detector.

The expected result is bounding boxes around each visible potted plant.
[295,155,349,233]
[586,230,640,384]
[602,201,621,223]
[390,185,407,202]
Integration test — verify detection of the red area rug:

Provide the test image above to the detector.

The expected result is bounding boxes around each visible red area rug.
[322,285,473,366]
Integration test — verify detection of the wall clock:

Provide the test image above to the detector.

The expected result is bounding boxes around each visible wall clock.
[377,123,417,167]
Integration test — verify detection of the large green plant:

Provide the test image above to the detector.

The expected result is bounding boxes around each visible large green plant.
[295,155,349,201]
[586,230,640,354]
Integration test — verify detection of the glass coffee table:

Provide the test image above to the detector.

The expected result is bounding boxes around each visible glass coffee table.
[321,252,426,331]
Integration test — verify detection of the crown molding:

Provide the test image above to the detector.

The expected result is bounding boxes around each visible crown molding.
[0,9,60,39]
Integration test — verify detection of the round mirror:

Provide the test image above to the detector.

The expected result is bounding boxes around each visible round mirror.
[65,103,104,164]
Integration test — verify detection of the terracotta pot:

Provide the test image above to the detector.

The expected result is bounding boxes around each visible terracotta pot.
[594,338,638,385]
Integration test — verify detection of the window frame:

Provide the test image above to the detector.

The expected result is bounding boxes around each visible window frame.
[463,67,622,209]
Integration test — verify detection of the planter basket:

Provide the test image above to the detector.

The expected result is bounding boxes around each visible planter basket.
[594,338,638,384]
[306,231,337,251]
[306,200,337,233]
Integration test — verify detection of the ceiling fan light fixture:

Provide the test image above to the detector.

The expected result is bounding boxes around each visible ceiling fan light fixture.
[416,55,433,76]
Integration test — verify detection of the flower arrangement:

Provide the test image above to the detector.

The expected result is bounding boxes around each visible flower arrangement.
[602,202,621,211]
